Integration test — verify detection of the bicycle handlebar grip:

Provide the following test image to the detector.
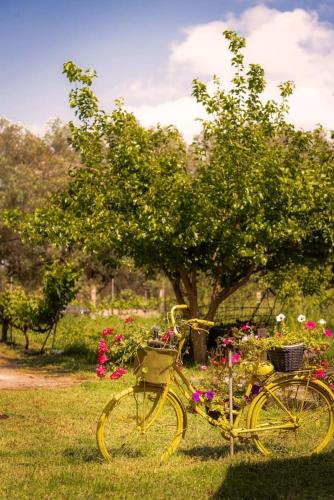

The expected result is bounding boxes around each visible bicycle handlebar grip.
[170,304,189,327]
[198,319,215,327]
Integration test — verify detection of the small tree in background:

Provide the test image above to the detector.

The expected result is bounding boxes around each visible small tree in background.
[0,262,78,351]
[18,31,334,362]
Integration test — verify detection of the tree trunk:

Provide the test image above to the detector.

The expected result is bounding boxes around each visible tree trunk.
[23,327,29,350]
[166,267,254,364]
[1,320,9,343]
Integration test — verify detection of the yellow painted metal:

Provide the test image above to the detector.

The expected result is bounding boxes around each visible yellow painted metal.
[97,305,334,462]
[247,377,334,456]
[96,384,185,463]
[134,346,177,385]
[242,360,274,376]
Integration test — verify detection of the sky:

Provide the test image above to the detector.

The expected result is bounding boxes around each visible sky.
[1,0,334,141]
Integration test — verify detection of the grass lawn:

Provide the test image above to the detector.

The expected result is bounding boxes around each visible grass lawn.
[2,314,334,499]
[1,371,334,499]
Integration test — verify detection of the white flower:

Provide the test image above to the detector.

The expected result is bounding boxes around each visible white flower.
[241,335,249,343]
[276,313,285,322]
[319,319,326,325]
[297,315,306,323]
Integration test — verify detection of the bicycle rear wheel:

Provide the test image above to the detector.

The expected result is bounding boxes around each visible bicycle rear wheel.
[97,385,184,463]
[249,379,334,456]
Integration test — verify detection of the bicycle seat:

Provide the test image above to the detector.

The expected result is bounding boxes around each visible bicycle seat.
[242,361,274,376]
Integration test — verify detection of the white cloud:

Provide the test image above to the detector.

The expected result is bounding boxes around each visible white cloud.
[129,97,206,143]
[129,5,334,140]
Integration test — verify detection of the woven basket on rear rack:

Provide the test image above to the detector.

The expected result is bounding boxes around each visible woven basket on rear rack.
[267,343,304,372]
[134,346,178,385]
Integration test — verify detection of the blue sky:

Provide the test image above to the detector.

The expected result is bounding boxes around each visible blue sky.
[1,0,334,139]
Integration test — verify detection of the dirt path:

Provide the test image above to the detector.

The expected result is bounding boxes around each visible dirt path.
[0,354,83,390]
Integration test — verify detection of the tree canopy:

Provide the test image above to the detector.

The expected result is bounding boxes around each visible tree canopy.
[20,31,334,361]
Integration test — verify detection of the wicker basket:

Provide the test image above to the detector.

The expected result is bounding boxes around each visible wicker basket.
[267,343,304,372]
[134,346,178,385]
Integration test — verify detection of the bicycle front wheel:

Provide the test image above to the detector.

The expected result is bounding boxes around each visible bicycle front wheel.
[97,385,184,463]
[249,379,334,456]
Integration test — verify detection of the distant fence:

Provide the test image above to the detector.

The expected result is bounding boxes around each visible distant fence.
[214,305,278,325]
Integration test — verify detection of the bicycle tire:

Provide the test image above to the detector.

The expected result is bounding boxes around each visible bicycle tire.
[97,385,184,463]
[248,378,334,456]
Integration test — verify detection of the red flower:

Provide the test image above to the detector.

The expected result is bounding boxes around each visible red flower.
[223,337,234,346]
[313,369,326,379]
[102,327,114,337]
[117,367,127,376]
[321,360,330,368]
[241,323,250,331]
[220,357,227,365]
[97,354,109,364]
[96,365,107,379]
[110,367,128,380]
[124,316,134,324]
[114,335,124,344]
[98,340,108,353]
[232,353,241,364]
[161,329,174,342]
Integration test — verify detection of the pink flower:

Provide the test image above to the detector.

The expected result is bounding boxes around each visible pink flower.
[305,321,316,330]
[97,354,109,364]
[231,353,241,364]
[241,323,250,331]
[114,334,124,344]
[223,337,234,346]
[96,365,107,379]
[110,367,128,380]
[98,340,108,353]
[200,365,208,371]
[313,369,326,379]
[161,329,174,342]
[324,329,333,338]
[117,367,128,376]
[124,316,134,324]
[102,327,114,337]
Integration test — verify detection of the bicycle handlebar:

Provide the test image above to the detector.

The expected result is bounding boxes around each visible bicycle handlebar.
[170,304,214,336]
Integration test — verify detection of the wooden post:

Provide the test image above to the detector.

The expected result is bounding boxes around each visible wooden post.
[159,287,165,314]
[111,278,115,315]
[228,348,234,456]
[91,284,97,309]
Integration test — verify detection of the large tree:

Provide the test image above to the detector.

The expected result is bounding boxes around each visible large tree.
[21,31,334,362]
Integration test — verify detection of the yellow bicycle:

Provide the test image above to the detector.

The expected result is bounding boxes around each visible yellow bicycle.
[97,305,334,462]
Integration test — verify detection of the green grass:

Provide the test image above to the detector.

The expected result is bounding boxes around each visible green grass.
[5,314,160,374]
[2,313,334,498]
[1,373,334,499]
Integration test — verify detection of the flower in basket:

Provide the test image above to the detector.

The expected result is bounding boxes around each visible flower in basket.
[268,314,333,352]
[95,316,151,381]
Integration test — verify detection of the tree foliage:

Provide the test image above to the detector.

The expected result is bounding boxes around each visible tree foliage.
[0,118,79,288]
[0,261,78,349]
[21,32,334,362]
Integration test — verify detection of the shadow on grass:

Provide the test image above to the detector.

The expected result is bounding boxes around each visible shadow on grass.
[5,342,96,374]
[180,444,230,460]
[212,450,334,499]
[63,446,103,463]
[180,441,254,461]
